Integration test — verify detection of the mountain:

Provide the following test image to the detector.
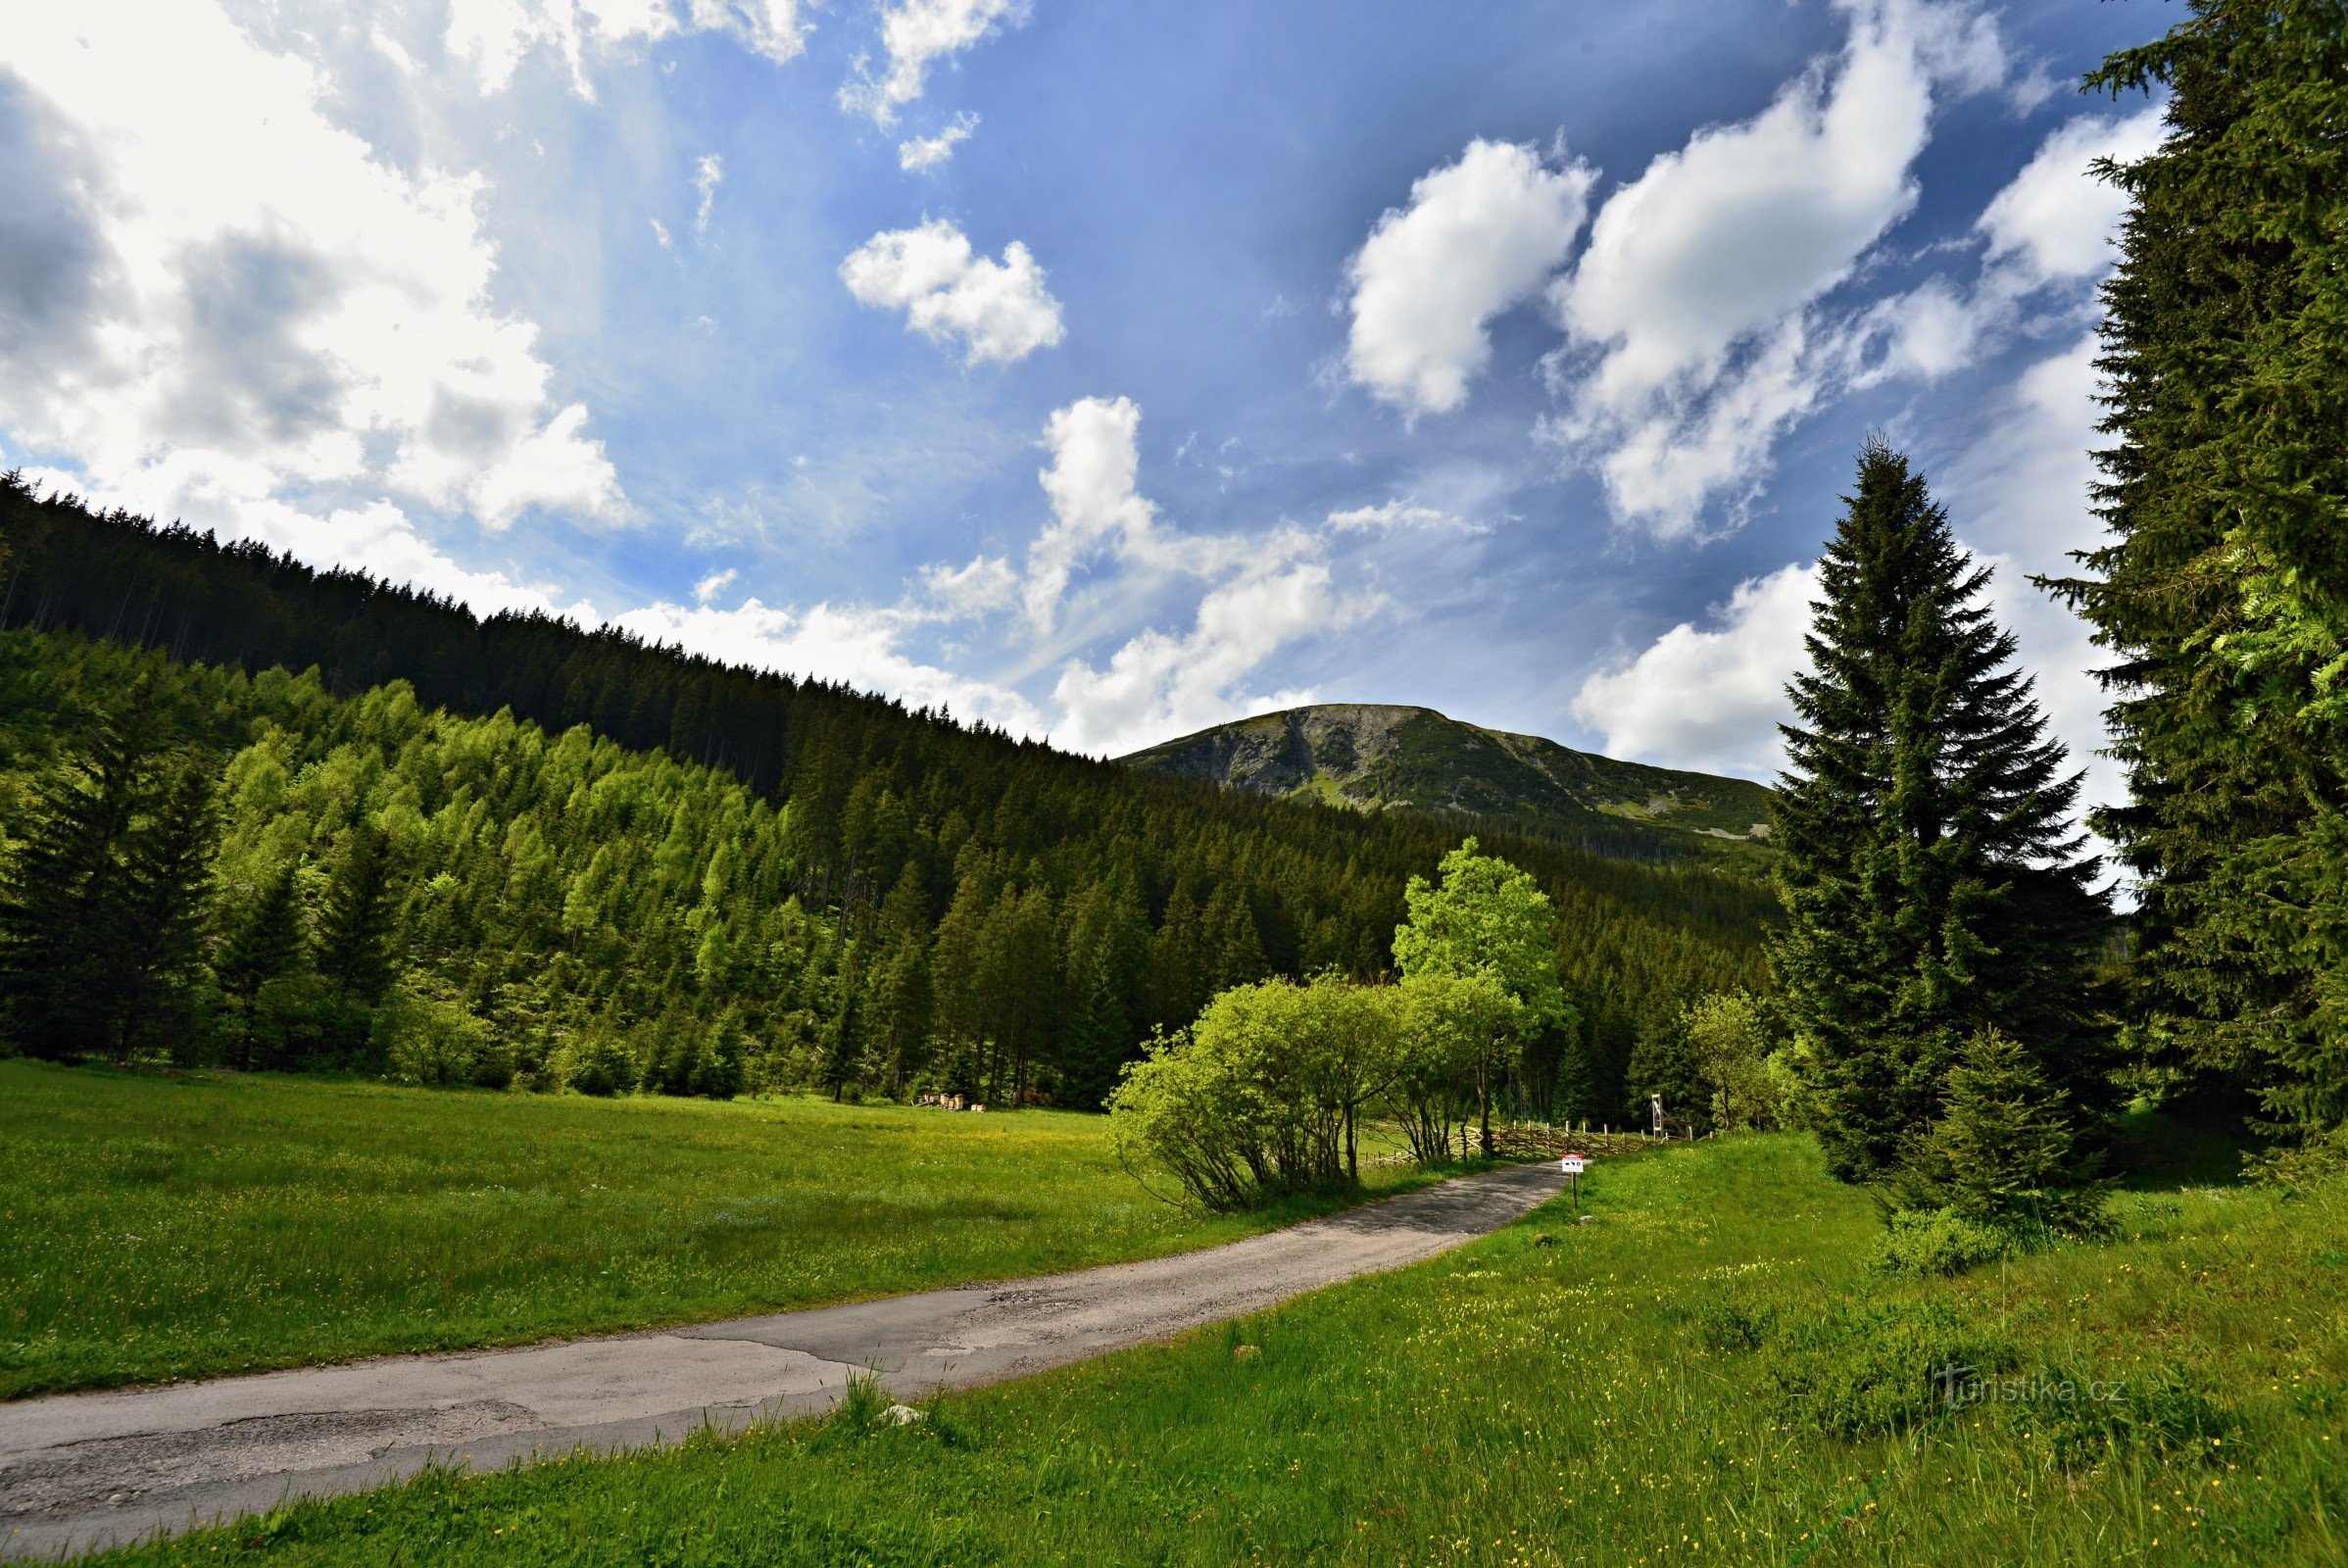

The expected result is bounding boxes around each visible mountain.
[1121,704,1774,844]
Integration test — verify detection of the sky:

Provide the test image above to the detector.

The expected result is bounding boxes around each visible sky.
[0,0,2173,809]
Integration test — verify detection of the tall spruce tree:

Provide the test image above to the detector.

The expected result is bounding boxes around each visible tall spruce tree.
[317,824,398,1005]
[2051,1,2348,1134]
[1775,442,2113,1183]
[0,688,215,1059]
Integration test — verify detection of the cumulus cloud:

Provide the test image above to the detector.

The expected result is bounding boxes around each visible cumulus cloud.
[1050,560,1361,758]
[1542,0,2014,537]
[613,594,1046,734]
[0,4,622,546]
[899,112,978,172]
[1977,106,2165,293]
[839,218,1064,365]
[446,0,807,95]
[1570,563,1819,780]
[1345,139,1593,418]
[841,0,1022,124]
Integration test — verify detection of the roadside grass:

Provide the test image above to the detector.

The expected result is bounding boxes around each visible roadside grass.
[0,1060,1436,1399]
[70,1129,2348,1567]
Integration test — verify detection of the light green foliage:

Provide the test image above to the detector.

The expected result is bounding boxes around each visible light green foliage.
[1107,974,1408,1209]
[1394,838,1577,1152]
[1683,989,1781,1132]
[0,1059,1426,1398]
[83,1134,2348,1567]
[1390,970,1512,1164]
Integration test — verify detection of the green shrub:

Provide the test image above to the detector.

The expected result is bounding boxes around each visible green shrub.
[1692,1296,1779,1353]
[560,1026,638,1098]
[1870,1207,2018,1278]
[1980,1362,2233,1473]
[1768,1299,2018,1440]
[373,989,508,1089]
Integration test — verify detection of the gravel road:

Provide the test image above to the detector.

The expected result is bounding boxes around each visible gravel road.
[0,1159,1564,1560]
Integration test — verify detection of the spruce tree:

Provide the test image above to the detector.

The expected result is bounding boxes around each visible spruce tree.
[2052,1,2348,1134]
[1775,442,2112,1183]
[219,865,309,1061]
[1901,1028,2108,1235]
[0,688,214,1059]
[317,824,398,1004]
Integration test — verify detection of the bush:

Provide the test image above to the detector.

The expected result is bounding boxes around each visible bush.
[1109,975,1401,1208]
[1768,1300,2018,1440]
[375,989,512,1089]
[1897,1027,2111,1235]
[2001,1362,2231,1472]
[1871,1207,2018,1278]
[560,1025,638,1097]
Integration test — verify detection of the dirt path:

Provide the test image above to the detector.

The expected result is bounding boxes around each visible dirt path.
[0,1160,1564,1560]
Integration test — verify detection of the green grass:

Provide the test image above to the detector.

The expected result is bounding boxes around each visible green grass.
[76,1129,2348,1567]
[0,1060,1433,1400]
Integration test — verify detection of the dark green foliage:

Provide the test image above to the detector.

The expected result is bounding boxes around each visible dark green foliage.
[317,824,398,1005]
[0,478,1776,1098]
[217,864,307,1063]
[2051,2,2348,1135]
[1897,1028,2111,1236]
[1774,443,2114,1183]
[1624,1005,1710,1136]
[0,685,216,1060]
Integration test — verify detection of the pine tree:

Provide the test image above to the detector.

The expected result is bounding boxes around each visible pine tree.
[116,754,220,1057]
[2051,2,2348,1135]
[317,824,398,1004]
[219,865,309,1061]
[1775,442,2113,1184]
[1901,1028,2108,1235]
[0,688,215,1059]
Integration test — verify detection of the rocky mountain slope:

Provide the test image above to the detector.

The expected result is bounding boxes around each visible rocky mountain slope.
[1120,704,1774,843]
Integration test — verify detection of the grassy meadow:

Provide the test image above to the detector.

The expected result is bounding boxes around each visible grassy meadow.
[0,1061,1433,1400]
[74,1123,2348,1567]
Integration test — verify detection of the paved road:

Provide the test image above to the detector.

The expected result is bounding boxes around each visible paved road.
[0,1160,1564,1560]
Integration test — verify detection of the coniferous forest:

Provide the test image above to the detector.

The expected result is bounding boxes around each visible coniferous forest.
[0,479,1773,1115]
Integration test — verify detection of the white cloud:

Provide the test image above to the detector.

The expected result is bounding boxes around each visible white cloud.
[1049,560,1366,758]
[1570,563,1820,779]
[1939,333,2125,816]
[692,153,723,233]
[917,553,1019,618]
[446,0,807,96]
[650,217,673,248]
[1345,139,1593,418]
[1978,106,2164,292]
[1325,499,1486,535]
[1542,0,2013,537]
[1026,396,1162,629]
[0,3,622,546]
[693,566,738,604]
[898,112,978,172]
[614,594,1046,734]
[841,0,1022,124]
[839,218,1065,365]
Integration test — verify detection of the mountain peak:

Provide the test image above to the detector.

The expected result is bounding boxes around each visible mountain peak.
[1119,703,1773,842]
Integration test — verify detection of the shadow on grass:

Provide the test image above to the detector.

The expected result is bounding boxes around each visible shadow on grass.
[2108,1103,2254,1192]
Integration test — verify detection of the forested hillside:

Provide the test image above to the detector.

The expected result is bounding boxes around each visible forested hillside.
[0,482,1776,1114]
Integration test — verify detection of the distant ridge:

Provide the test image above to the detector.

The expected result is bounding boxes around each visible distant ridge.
[1120,703,1774,844]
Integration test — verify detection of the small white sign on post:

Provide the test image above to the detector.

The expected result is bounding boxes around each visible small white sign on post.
[1560,1156,1586,1176]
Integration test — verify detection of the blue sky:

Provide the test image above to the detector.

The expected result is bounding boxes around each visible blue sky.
[0,0,2171,797]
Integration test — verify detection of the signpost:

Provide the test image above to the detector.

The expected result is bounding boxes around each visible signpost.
[1561,1154,1586,1217]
